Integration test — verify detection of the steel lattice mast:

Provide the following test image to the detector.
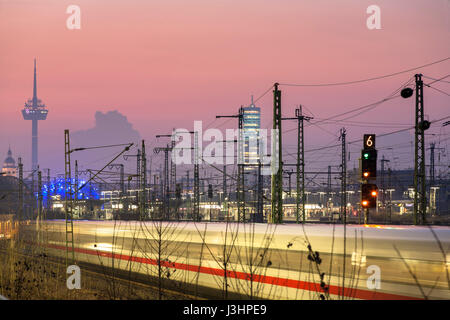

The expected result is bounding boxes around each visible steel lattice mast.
[271,83,283,224]
[414,74,427,225]
[281,106,312,223]
[340,128,347,224]
[194,132,200,221]
[141,140,147,220]
[64,130,75,266]
[237,107,245,222]
[153,144,172,219]
[216,109,245,222]
[18,158,24,221]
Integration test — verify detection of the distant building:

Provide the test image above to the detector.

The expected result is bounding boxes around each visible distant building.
[2,147,17,177]
[242,96,261,168]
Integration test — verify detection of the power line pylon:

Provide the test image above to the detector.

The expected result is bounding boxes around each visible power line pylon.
[123,149,142,212]
[157,130,195,219]
[137,149,141,206]
[217,109,245,222]
[340,128,347,224]
[46,168,51,211]
[237,107,245,222]
[141,140,147,220]
[194,132,200,221]
[75,160,78,217]
[156,132,177,197]
[429,142,435,186]
[284,170,294,196]
[414,74,428,225]
[18,157,23,222]
[120,165,125,213]
[217,138,237,219]
[271,83,283,224]
[256,159,263,223]
[428,142,443,215]
[31,169,35,216]
[327,165,332,217]
[223,165,227,200]
[109,164,125,214]
[428,142,443,186]
[153,144,172,219]
[171,135,176,193]
[185,170,190,190]
[282,106,312,223]
[37,170,42,242]
[380,155,390,223]
[388,168,392,223]
[64,129,75,266]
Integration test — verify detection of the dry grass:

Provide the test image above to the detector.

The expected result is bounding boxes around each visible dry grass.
[0,225,192,300]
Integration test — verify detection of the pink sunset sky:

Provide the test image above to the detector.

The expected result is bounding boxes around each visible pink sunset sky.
[0,0,449,173]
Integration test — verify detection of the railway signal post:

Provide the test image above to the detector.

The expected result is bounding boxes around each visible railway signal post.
[361,134,378,224]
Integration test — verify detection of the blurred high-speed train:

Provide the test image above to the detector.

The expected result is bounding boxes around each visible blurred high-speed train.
[21,220,450,299]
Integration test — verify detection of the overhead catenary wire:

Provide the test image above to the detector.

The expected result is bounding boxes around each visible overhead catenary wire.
[251,85,276,106]
[278,57,450,87]
[312,118,412,127]
[281,77,415,136]
[424,83,450,97]
[70,143,133,153]
[78,143,133,191]
[283,115,450,159]
[423,74,450,84]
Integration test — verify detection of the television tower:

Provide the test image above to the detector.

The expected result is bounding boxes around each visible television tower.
[22,59,48,170]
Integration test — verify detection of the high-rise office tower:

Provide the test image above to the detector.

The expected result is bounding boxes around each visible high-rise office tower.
[242,96,261,169]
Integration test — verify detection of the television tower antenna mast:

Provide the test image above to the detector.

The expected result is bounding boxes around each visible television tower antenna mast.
[22,59,49,170]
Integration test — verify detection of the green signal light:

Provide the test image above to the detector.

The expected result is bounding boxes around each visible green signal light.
[363,153,369,159]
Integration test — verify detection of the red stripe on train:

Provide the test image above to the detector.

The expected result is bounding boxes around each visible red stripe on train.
[47,243,421,300]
